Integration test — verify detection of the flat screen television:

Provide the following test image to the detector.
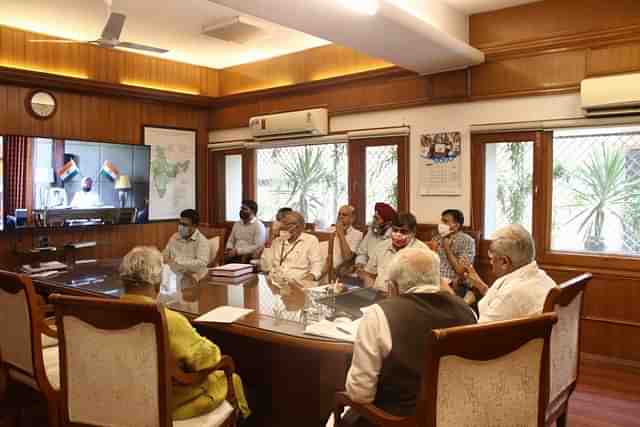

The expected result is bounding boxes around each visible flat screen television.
[2,136,150,230]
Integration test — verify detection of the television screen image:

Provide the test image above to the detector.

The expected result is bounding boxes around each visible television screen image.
[2,136,150,230]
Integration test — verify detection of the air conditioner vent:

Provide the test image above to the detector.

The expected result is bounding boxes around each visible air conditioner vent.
[249,108,329,141]
[582,73,640,117]
[202,16,264,44]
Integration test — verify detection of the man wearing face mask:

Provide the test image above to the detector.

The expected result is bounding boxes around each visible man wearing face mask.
[70,176,102,208]
[163,209,210,280]
[260,211,323,283]
[224,200,266,263]
[354,203,397,271]
[462,224,557,323]
[427,209,476,300]
[362,212,428,291]
[343,248,476,424]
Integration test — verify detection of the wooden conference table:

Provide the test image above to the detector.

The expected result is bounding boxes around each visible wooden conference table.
[31,259,352,427]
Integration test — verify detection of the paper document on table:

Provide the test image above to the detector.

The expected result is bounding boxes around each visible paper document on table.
[194,306,254,323]
[304,319,361,342]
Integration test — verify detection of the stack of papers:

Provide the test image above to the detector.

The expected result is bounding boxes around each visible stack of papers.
[194,306,254,323]
[21,261,68,274]
[209,263,253,277]
[304,318,361,342]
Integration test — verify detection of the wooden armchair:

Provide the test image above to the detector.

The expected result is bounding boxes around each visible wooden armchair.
[543,273,592,427]
[334,313,557,427]
[200,227,227,267]
[49,293,239,427]
[0,270,60,426]
[307,230,335,284]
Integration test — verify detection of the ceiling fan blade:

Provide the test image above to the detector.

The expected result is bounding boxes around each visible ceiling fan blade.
[101,12,126,40]
[28,39,82,43]
[117,41,169,54]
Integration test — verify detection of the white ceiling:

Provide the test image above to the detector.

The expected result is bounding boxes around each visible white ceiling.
[443,0,539,14]
[1,0,538,71]
[0,0,330,69]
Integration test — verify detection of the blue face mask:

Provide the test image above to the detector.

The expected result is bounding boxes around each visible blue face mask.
[178,224,191,239]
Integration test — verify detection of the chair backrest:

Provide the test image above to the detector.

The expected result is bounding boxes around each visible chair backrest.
[542,273,591,408]
[420,313,557,427]
[50,294,172,427]
[306,231,335,282]
[200,226,226,267]
[0,270,49,392]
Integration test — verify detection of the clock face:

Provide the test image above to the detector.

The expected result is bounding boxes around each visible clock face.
[28,91,56,119]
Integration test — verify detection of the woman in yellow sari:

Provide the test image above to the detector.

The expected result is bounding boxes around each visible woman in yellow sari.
[119,246,251,421]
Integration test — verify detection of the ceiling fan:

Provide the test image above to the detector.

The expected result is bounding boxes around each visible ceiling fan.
[29,10,169,54]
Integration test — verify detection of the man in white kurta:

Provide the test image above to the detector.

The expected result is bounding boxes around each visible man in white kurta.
[463,224,557,322]
[328,205,363,270]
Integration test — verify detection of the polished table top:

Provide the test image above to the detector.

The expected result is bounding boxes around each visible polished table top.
[31,259,353,350]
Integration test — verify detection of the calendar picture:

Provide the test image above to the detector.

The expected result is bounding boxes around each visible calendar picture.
[419,131,463,196]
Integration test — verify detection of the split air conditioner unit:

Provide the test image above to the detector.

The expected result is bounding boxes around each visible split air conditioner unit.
[581,73,640,117]
[249,108,329,141]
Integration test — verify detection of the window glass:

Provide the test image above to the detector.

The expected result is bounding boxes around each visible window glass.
[483,141,534,236]
[365,145,398,221]
[256,144,348,228]
[552,127,640,255]
[224,154,242,221]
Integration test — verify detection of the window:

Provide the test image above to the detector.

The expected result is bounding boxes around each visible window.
[256,144,348,228]
[210,134,408,226]
[224,154,242,221]
[552,127,640,256]
[365,145,398,221]
[483,141,534,235]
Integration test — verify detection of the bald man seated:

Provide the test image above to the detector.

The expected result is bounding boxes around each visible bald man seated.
[327,205,363,277]
[344,248,477,424]
[70,176,102,208]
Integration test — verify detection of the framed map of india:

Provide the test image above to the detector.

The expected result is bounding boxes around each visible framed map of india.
[143,126,196,221]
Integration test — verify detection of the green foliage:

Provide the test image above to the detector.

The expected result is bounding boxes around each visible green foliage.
[496,143,532,226]
[566,144,640,249]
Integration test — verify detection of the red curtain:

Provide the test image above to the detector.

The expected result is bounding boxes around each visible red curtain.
[4,136,33,218]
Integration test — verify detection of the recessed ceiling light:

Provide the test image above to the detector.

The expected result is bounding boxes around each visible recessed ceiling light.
[340,0,379,16]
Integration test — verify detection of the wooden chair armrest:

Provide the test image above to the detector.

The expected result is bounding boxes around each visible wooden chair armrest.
[40,317,58,339]
[334,392,411,427]
[40,304,55,316]
[172,355,238,406]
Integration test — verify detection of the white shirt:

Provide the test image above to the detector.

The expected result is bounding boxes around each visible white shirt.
[70,190,101,208]
[345,285,442,404]
[478,261,557,323]
[365,238,428,290]
[226,217,267,256]
[162,229,210,280]
[327,226,363,268]
[355,227,391,265]
[260,232,324,281]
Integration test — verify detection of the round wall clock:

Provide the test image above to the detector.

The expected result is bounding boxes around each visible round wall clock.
[26,90,57,119]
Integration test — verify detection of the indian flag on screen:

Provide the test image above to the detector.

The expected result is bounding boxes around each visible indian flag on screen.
[100,160,119,181]
[57,160,79,182]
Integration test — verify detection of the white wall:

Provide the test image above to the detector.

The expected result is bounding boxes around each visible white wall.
[210,92,584,225]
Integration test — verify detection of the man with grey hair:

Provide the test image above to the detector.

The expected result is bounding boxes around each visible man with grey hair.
[344,248,476,422]
[260,211,323,283]
[464,224,557,323]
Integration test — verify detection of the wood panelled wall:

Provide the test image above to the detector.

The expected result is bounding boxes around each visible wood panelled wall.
[219,44,392,96]
[209,1,640,129]
[0,222,178,270]
[0,25,219,96]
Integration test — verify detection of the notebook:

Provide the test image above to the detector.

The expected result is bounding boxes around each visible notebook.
[209,263,254,277]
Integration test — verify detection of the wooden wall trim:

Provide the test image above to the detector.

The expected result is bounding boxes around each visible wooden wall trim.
[0,66,212,108]
[583,316,640,329]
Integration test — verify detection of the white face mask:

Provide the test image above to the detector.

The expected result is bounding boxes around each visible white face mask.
[279,230,291,241]
[437,223,451,237]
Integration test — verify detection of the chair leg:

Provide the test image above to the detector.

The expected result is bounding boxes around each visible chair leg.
[556,411,567,427]
[47,400,60,427]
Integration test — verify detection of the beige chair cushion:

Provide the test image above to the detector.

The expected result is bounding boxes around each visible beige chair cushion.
[173,400,234,427]
[0,288,34,375]
[549,293,582,403]
[43,346,60,390]
[63,316,160,426]
[209,237,220,266]
[436,338,543,427]
[42,333,58,349]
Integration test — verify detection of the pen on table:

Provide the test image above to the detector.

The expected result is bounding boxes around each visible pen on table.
[336,326,352,335]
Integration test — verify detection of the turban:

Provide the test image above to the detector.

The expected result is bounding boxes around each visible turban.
[375,203,397,223]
